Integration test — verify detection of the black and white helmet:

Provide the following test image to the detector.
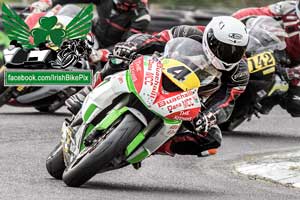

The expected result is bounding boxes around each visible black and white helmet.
[203,16,249,71]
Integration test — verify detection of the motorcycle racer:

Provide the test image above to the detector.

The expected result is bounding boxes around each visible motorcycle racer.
[67,16,250,156]
[233,0,300,117]
[30,0,151,62]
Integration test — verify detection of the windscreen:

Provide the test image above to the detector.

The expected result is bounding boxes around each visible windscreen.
[246,16,287,54]
[163,37,219,87]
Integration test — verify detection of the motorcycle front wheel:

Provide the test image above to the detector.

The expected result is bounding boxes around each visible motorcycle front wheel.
[62,113,143,187]
[46,143,66,180]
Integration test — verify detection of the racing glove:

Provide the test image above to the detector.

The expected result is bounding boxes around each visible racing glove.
[90,49,110,63]
[112,42,138,60]
[285,66,300,80]
[30,0,52,12]
[193,112,217,133]
[279,65,300,80]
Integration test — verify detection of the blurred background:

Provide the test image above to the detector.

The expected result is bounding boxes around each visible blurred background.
[151,0,276,9]
[0,0,282,34]
[2,0,279,9]
[0,0,283,48]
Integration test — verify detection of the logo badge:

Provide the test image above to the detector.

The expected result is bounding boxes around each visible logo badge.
[228,33,243,40]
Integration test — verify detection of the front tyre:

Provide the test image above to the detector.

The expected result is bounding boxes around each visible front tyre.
[62,114,143,187]
[46,143,66,180]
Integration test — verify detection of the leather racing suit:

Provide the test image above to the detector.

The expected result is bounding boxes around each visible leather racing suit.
[233,0,300,116]
[52,0,150,50]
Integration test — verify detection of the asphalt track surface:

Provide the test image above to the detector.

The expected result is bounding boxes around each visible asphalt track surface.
[1,105,300,200]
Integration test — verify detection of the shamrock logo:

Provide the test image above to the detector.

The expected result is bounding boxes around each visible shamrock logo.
[30,16,66,46]
[2,3,93,49]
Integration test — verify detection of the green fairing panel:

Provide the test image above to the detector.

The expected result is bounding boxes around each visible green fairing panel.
[83,103,97,122]
[80,107,129,152]
[128,149,149,164]
[125,131,145,157]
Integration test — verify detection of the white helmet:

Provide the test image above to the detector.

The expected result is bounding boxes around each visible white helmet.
[203,16,249,71]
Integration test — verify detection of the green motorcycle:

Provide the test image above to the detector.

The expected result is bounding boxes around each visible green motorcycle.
[46,38,221,187]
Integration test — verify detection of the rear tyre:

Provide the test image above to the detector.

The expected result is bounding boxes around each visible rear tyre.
[0,87,13,107]
[62,114,142,187]
[0,69,12,106]
[0,69,6,94]
[46,143,66,180]
[35,106,54,113]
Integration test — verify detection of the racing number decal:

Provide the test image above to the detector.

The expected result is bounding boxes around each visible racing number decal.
[247,51,276,73]
[166,66,191,81]
[162,58,201,91]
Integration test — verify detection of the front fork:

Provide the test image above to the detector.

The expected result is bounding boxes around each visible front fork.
[125,118,181,164]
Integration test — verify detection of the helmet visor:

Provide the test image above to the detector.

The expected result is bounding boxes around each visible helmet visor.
[208,29,247,64]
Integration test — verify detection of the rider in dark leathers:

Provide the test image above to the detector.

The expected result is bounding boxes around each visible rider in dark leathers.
[31,0,150,50]
[67,16,250,156]
[233,0,300,117]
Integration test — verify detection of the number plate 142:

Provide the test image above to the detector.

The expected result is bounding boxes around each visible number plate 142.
[247,51,276,73]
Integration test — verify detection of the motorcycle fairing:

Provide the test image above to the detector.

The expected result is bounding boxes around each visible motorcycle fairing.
[129,55,201,121]
[81,70,130,124]
[65,64,180,163]
[65,55,202,165]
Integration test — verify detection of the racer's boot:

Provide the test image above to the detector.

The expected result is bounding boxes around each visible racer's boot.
[259,96,281,114]
[155,126,222,157]
[280,82,300,117]
[260,75,289,114]
[65,86,92,115]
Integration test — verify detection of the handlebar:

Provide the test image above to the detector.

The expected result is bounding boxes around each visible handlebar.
[108,53,141,64]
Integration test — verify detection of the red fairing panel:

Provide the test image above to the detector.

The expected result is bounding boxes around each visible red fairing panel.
[129,56,145,93]
[166,107,201,121]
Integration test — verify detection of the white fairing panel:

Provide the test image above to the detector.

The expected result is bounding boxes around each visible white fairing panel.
[81,71,130,123]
